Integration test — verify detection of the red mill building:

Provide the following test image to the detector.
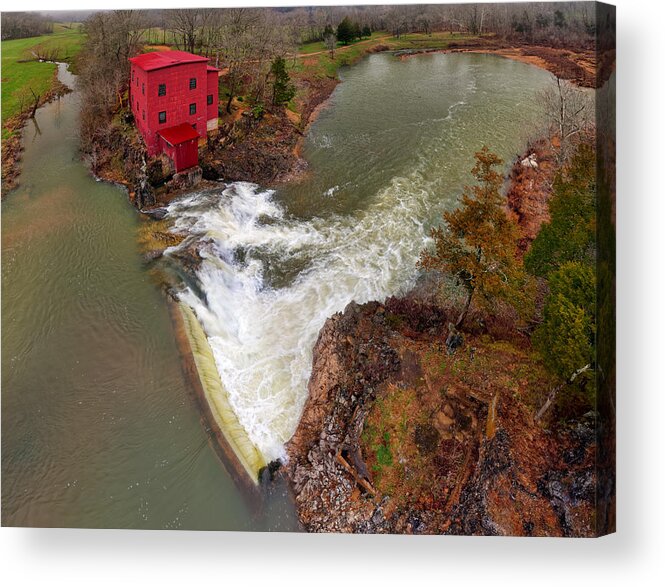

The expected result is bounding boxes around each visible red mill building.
[129,50,219,172]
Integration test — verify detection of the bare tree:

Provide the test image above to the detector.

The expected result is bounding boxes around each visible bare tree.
[78,10,147,149]
[28,88,41,118]
[324,32,336,59]
[166,9,213,54]
[211,8,255,113]
[540,74,594,161]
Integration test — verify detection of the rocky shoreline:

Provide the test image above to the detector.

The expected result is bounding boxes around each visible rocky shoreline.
[506,137,557,253]
[283,140,600,535]
[285,291,597,535]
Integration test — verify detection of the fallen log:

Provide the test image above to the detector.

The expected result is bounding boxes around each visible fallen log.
[335,451,377,497]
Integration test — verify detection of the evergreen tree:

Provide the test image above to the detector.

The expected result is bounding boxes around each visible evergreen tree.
[362,25,372,38]
[554,9,567,28]
[352,22,362,41]
[534,261,596,384]
[525,144,596,277]
[336,16,355,45]
[419,147,526,328]
[526,142,598,415]
[270,56,296,106]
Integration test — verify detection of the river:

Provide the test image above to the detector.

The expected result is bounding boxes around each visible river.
[2,53,551,529]
[1,64,298,530]
[166,52,552,465]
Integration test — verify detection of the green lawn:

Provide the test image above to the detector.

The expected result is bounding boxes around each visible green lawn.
[1,24,85,136]
[298,32,387,56]
[298,39,327,55]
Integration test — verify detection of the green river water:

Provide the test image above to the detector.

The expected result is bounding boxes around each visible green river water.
[2,54,551,529]
[2,64,297,530]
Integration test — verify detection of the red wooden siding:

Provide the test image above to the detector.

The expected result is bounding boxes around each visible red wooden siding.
[160,136,198,173]
[206,67,219,130]
[129,51,219,167]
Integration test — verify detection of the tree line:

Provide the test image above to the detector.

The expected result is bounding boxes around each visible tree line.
[89,3,596,56]
[76,3,596,124]
[1,12,53,40]
[2,4,597,47]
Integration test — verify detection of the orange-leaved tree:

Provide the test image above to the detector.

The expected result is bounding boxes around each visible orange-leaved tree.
[418,146,526,329]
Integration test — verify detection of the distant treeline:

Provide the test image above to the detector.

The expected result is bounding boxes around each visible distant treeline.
[2,4,598,47]
[139,3,597,49]
[296,2,596,46]
[1,12,53,41]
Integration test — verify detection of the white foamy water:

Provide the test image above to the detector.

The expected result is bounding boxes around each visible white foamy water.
[167,175,433,462]
[164,52,551,463]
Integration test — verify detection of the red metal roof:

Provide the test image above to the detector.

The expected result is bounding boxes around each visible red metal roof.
[158,123,200,146]
[206,65,220,72]
[129,50,208,72]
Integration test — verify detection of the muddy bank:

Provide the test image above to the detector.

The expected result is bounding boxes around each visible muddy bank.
[201,76,338,186]
[397,40,597,88]
[286,295,598,535]
[505,137,558,253]
[200,109,303,185]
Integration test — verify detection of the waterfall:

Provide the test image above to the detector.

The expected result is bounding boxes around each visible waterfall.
[166,176,432,462]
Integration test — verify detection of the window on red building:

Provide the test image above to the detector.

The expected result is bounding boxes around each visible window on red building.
[159,111,166,124]
[189,78,197,90]
[158,84,166,96]
[207,94,213,105]
[142,83,145,95]
[189,103,196,115]
[142,110,145,121]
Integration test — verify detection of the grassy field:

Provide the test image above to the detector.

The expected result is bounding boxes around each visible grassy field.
[1,23,85,137]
